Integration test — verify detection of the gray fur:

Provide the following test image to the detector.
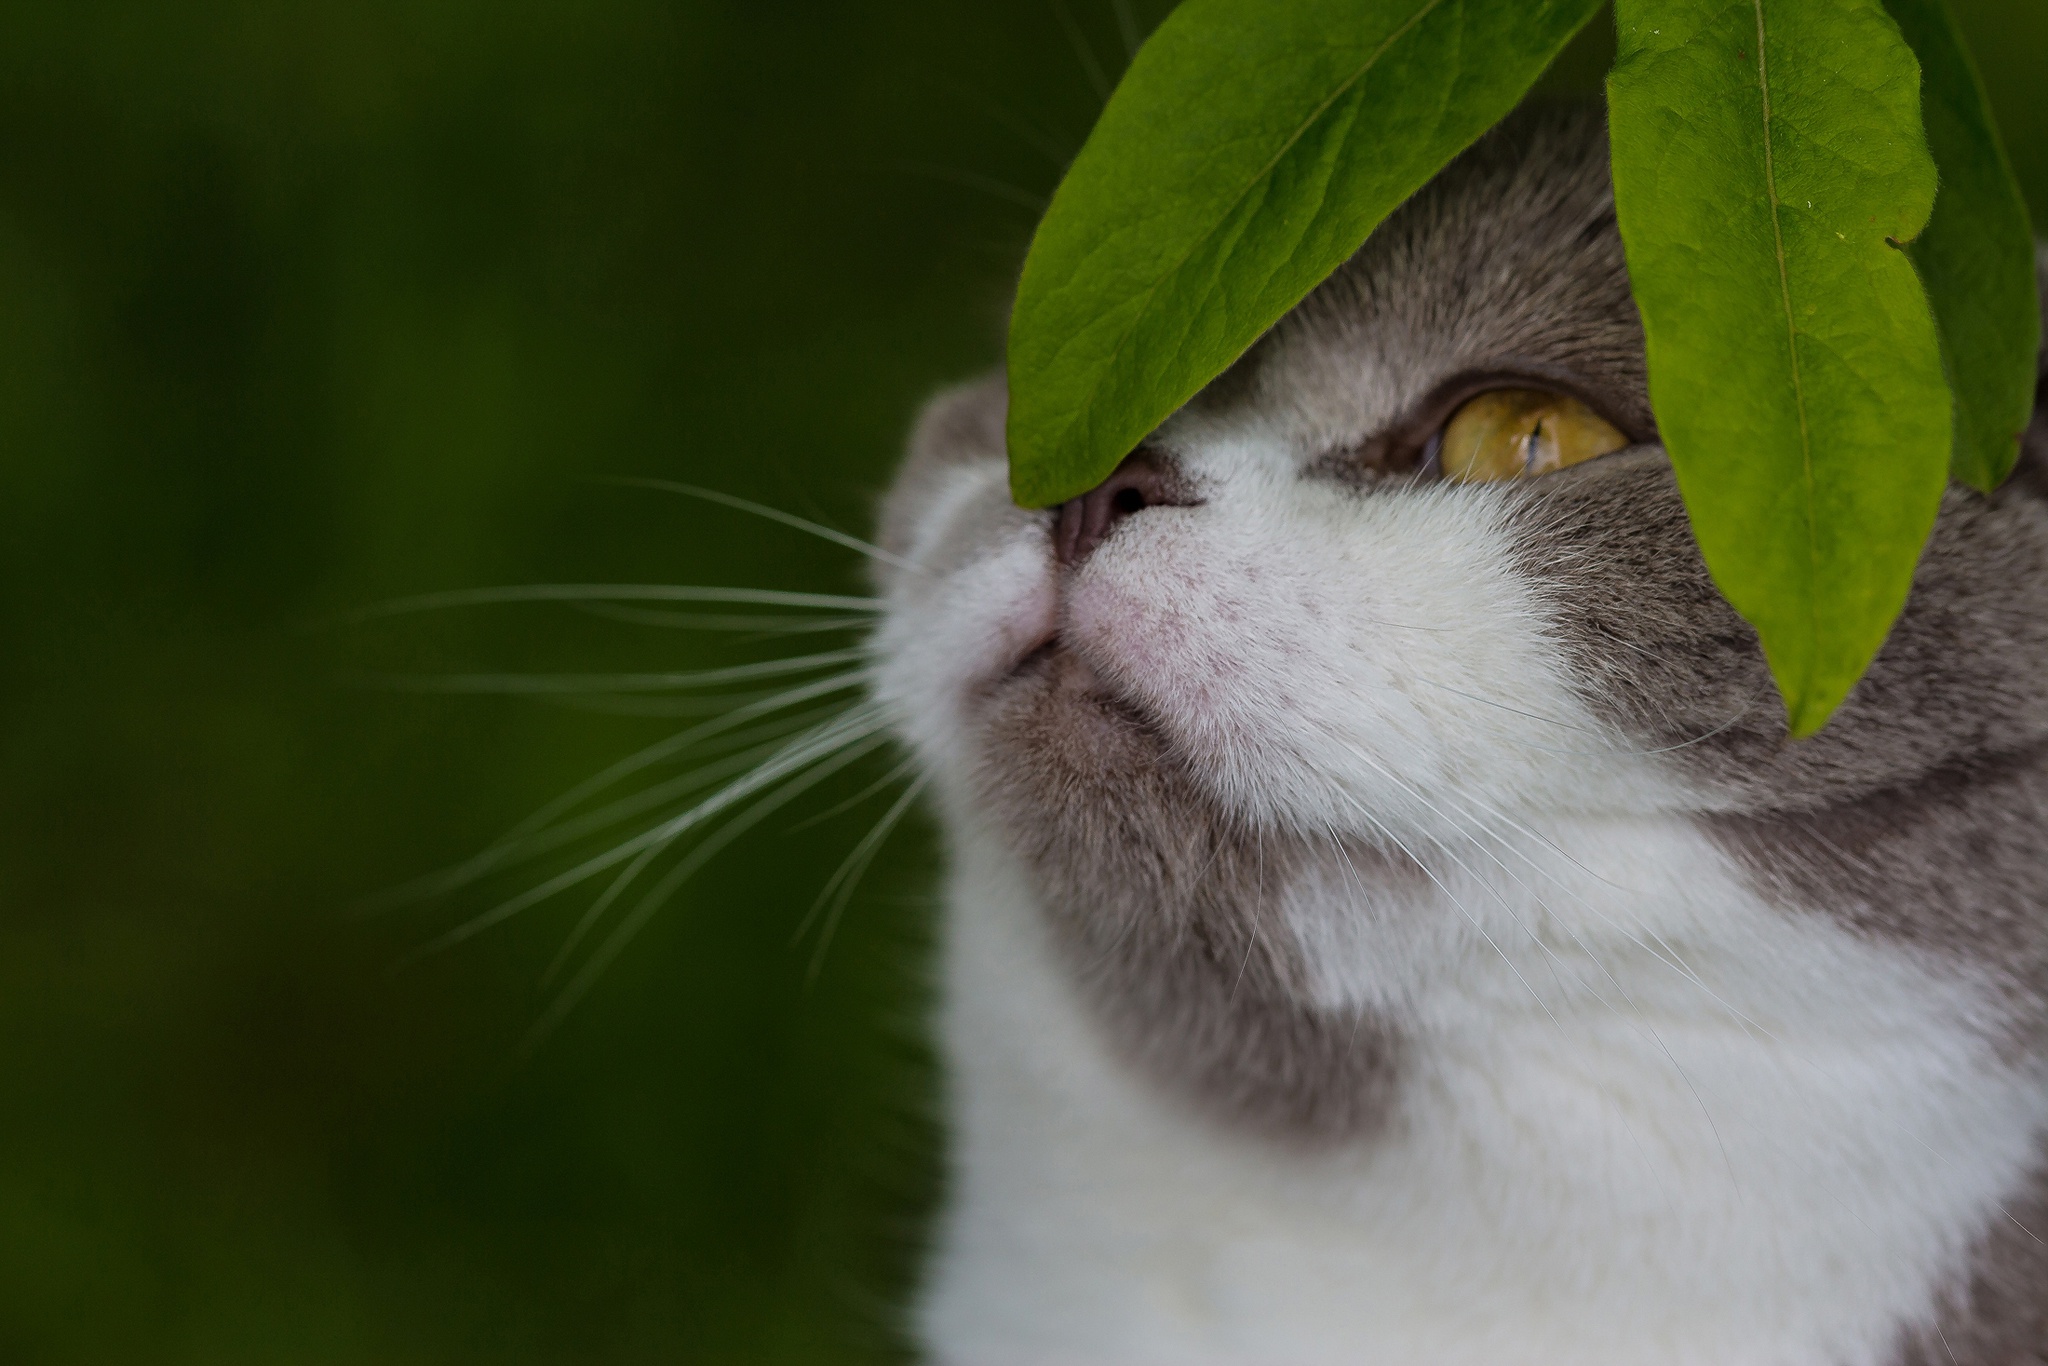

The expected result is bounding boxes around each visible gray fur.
[975,638,1407,1143]
[1895,1161,2048,1364]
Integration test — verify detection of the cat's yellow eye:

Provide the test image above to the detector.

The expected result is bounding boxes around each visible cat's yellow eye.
[1438,388,1628,483]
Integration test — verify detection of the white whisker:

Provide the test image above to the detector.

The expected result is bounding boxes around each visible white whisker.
[788,754,923,833]
[395,706,890,961]
[542,839,667,990]
[893,161,1052,213]
[1109,0,1142,59]
[1324,799,1559,1026]
[1429,782,1774,1043]
[1336,740,1740,1189]
[357,648,869,696]
[345,583,882,620]
[802,773,929,982]
[530,689,853,718]
[450,728,830,877]
[1051,0,1113,103]
[603,477,925,575]
[524,729,894,1051]
[567,604,872,633]
[929,74,1076,169]
[352,676,872,916]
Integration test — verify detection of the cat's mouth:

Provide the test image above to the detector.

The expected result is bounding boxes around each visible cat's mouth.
[982,623,1168,759]
[1001,628,1116,700]
[1010,631,1063,677]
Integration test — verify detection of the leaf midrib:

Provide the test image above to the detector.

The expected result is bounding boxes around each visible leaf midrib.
[1751,0,1820,717]
[1036,0,1454,475]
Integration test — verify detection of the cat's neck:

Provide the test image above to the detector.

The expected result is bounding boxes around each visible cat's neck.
[918,813,2047,1366]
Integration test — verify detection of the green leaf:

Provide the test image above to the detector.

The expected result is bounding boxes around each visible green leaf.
[1005,0,1605,508]
[1608,0,1951,737]
[1884,0,2039,491]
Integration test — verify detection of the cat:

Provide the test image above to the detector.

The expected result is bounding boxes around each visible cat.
[870,105,2048,1364]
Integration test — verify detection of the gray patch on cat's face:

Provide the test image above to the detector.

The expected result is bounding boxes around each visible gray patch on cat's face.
[1520,451,2048,813]
[976,632,1407,1145]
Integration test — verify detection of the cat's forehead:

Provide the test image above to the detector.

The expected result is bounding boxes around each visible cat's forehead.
[1182,106,1651,456]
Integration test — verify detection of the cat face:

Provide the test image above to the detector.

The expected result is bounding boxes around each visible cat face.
[869,106,2048,1140]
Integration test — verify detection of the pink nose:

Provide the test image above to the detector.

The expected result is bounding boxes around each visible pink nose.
[1053,449,1194,565]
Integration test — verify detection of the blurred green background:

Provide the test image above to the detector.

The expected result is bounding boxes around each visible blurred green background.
[2,3,2044,1361]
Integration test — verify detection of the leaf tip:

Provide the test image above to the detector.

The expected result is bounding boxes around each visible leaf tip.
[1780,680,1852,741]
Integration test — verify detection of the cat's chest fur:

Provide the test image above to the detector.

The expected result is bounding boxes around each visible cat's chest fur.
[917,811,2044,1366]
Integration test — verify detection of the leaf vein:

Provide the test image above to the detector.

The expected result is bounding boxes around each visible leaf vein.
[1753,0,1819,713]
[1061,0,1455,458]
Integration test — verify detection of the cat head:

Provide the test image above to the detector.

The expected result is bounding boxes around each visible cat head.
[870,104,2048,1138]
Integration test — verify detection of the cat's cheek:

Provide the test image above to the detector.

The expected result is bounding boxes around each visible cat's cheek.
[877,526,1057,763]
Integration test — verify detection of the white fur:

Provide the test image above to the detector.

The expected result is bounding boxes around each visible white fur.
[874,426,2048,1365]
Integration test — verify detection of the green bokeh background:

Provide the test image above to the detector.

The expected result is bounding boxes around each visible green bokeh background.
[3,4,2044,1361]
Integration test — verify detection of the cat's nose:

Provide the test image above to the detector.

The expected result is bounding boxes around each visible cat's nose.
[1053,448,1195,566]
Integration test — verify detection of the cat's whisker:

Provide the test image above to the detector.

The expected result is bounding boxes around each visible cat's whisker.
[1439,687,1757,760]
[788,754,923,833]
[523,727,895,1053]
[469,671,872,874]
[1230,822,1267,1005]
[924,74,1076,169]
[1335,742,1740,1189]
[1108,0,1143,60]
[533,687,873,719]
[356,647,871,697]
[1429,781,1777,1045]
[602,477,927,576]
[1415,816,1675,1176]
[892,162,1052,214]
[567,603,873,634]
[801,773,929,983]
[1448,787,1727,991]
[1325,795,1560,1027]
[542,839,668,990]
[1450,816,1744,1181]
[1349,781,1586,1015]
[344,583,882,621]
[393,705,890,964]
[1050,0,1114,104]
[450,723,839,881]
[353,674,874,917]
[541,714,900,987]
[1366,637,1764,759]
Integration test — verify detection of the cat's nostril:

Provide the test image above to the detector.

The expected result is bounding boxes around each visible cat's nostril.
[1053,449,1195,566]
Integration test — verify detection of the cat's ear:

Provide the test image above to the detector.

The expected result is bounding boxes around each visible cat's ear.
[873,372,1010,582]
[907,373,1008,473]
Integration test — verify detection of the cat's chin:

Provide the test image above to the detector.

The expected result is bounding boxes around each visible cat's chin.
[978,633,1164,772]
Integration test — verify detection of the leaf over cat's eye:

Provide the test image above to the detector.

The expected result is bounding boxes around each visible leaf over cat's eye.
[1883,0,2039,492]
[1004,0,1605,509]
[1607,0,1951,738]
